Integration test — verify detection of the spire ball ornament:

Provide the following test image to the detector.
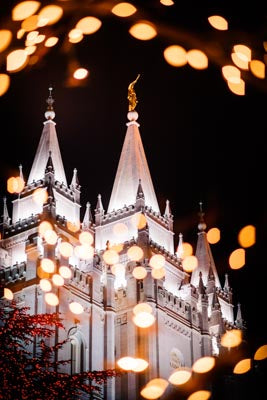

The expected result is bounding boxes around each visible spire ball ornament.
[45,85,55,120]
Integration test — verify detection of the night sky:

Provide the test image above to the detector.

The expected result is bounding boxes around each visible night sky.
[0,0,266,376]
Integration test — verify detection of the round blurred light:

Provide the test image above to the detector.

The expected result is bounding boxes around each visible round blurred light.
[33,188,48,205]
[188,390,211,400]
[45,292,59,306]
[68,28,83,40]
[17,29,25,39]
[38,5,63,25]
[7,176,25,193]
[131,213,147,229]
[250,59,265,79]
[111,3,137,17]
[254,344,267,360]
[127,245,144,261]
[182,242,193,258]
[69,301,84,314]
[35,33,45,43]
[149,254,165,269]
[111,263,126,277]
[221,329,242,348]
[59,242,73,258]
[52,274,64,286]
[76,16,102,35]
[117,356,137,371]
[208,15,228,30]
[59,266,72,279]
[227,78,245,95]
[133,312,155,328]
[44,229,58,245]
[182,255,198,272]
[38,221,53,237]
[132,358,149,372]
[207,228,220,244]
[142,378,169,398]
[222,65,241,83]
[0,30,12,52]
[231,53,249,70]
[132,266,147,280]
[113,222,128,238]
[187,49,208,69]
[163,45,187,67]
[21,15,39,31]
[168,368,192,385]
[151,267,165,279]
[233,358,251,374]
[129,21,157,41]
[4,288,14,300]
[39,278,52,292]
[79,231,94,245]
[75,244,94,260]
[44,37,59,47]
[103,249,119,265]
[133,302,153,315]
[27,30,39,41]
[40,258,55,273]
[160,0,174,5]
[7,49,29,72]
[73,68,89,80]
[12,1,41,21]
[192,356,215,373]
[238,225,256,248]
[25,45,36,55]
[229,248,245,269]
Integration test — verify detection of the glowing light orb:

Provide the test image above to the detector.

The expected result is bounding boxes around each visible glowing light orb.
[76,17,102,35]
[163,45,187,67]
[111,263,125,277]
[21,15,39,31]
[68,28,83,41]
[254,344,267,360]
[75,244,94,260]
[45,292,59,306]
[250,59,265,79]
[35,34,45,43]
[69,301,84,314]
[113,222,128,238]
[187,49,208,70]
[192,356,215,373]
[188,390,211,400]
[222,65,241,83]
[27,30,38,41]
[221,329,242,348]
[25,45,36,55]
[133,311,155,328]
[33,187,48,205]
[103,249,119,265]
[112,3,137,17]
[38,221,53,237]
[7,49,29,72]
[227,78,245,95]
[229,248,245,269]
[38,5,63,25]
[17,29,25,39]
[44,229,58,245]
[207,228,220,244]
[238,225,256,248]
[149,254,165,270]
[67,220,80,232]
[151,267,166,279]
[39,278,52,292]
[59,242,73,258]
[133,302,153,315]
[233,358,251,374]
[208,15,228,30]
[37,266,49,279]
[233,44,251,62]
[40,258,55,273]
[73,68,89,80]
[168,368,192,385]
[117,356,137,371]
[131,213,147,229]
[132,358,149,372]
[44,37,59,47]
[181,242,193,258]
[52,274,64,286]
[0,30,12,53]
[132,266,147,280]
[4,288,14,300]
[12,1,41,21]
[231,53,249,70]
[7,177,25,193]
[141,378,169,399]
[79,231,93,245]
[127,245,144,261]
[129,21,157,41]
[160,0,174,5]
[182,255,198,272]
[59,266,72,279]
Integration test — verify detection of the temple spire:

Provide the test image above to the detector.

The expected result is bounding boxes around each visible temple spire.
[70,168,79,189]
[27,87,67,186]
[136,178,145,200]
[235,303,243,328]
[82,202,92,230]
[224,273,230,292]
[107,80,159,213]
[2,197,10,226]
[176,233,184,259]
[164,199,172,218]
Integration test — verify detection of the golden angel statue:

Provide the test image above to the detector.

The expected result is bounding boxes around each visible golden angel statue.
[128,74,140,111]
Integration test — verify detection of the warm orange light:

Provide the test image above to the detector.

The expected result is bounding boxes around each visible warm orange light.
[67,220,80,232]
[127,245,144,261]
[151,267,166,279]
[40,258,55,273]
[227,79,245,96]
[12,1,41,21]
[132,266,147,280]
[117,356,137,371]
[111,3,137,17]
[111,263,125,277]
[188,390,211,400]
[7,177,25,193]
[182,255,198,272]
[149,254,165,270]
[141,378,168,399]
[222,65,241,83]
[76,16,102,35]
[4,288,14,300]
[39,278,52,292]
[38,221,53,237]
[38,5,63,26]
[27,30,39,41]
[254,344,267,360]
[110,243,124,253]
[32,188,47,205]
[207,228,220,244]
[44,37,59,47]
[168,368,192,385]
[129,21,157,41]
[75,244,94,260]
[45,292,59,306]
[131,213,147,229]
[0,30,12,53]
[17,29,25,39]
[113,222,129,238]
[44,229,58,245]
[238,225,256,248]
[68,29,83,41]
[58,242,73,258]
[103,249,119,265]
[6,49,29,73]
[133,311,155,328]
[132,358,149,372]
[21,15,39,31]
[233,45,251,62]
[163,45,187,67]
[229,248,245,269]
[79,231,93,245]
[192,356,215,373]
[133,302,153,315]
[221,329,242,348]
[35,34,45,43]
[182,242,193,258]
[59,266,72,279]
[231,53,249,70]
[52,274,64,286]
[187,49,208,70]
[25,45,36,55]
[208,15,228,30]
[233,358,251,374]
[73,68,89,80]
[37,266,49,279]
[160,0,174,5]
[250,59,266,79]
[69,301,84,314]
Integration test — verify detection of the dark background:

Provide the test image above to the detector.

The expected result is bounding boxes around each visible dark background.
[0,0,266,394]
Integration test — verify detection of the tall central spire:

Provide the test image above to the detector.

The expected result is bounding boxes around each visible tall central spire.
[107,77,159,213]
[27,87,67,186]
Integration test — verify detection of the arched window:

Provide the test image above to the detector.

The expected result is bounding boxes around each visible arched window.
[170,348,185,369]
[69,329,86,374]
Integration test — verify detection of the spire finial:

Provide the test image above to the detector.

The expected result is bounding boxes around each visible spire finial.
[198,201,207,231]
[45,85,55,120]
[128,74,140,112]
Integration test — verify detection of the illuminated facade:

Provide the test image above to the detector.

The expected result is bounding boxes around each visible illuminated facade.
[0,91,243,399]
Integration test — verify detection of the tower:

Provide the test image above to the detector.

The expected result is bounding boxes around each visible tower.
[0,84,242,399]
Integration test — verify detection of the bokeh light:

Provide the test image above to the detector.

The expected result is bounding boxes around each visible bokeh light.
[0,30,12,52]
[33,187,48,204]
[133,311,155,328]
[163,45,187,67]
[131,213,147,229]
[233,358,251,374]
[207,228,220,244]
[69,301,84,314]
[151,267,166,279]
[39,278,52,292]
[38,220,53,237]
[132,266,147,280]
[250,59,265,79]
[238,225,256,248]
[132,358,149,372]
[40,258,55,273]
[6,49,29,72]
[44,229,58,245]
[12,1,41,21]
[133,302,153,315]
[4,288,14,300]
[182,255,198,272]
[52,274,65,286]
[141,378,168,399]
[59,242,73,258]
[254,344,267,360]
[160,0,174,5]
[149,254,165,269]
[79,231,93,245]
[221,329,242,348]
[73,68,89,80]
[103,249,119,265]
[227,79,245,96]
[129,21,157,41]
[45,292,59,306]
[192,356,215,373]
[38,5,63,26]
[111,3,137,17]
[222,65,241,84]
[208,15,228,30]
[59,266,72,279]
[127,245,144,261]
[44,37,59,47]
[76,16,102,35]
[187,49,208,69]
[229,248,245,269]
[168,368,192,385]
[117,356,137,371]
[187,390,211,400]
